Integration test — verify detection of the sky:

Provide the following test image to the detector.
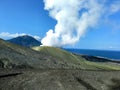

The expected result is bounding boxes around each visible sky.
[0,0,120,50]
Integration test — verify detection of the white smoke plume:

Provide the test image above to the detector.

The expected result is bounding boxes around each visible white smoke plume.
[41,0,103,47]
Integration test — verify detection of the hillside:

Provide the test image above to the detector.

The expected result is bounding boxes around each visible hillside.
[1,38,120,70]
[0,39,83,69]
[1,39,120,90]
[32,46,120,70]
[1,69,120,90]
[7,35,41,47]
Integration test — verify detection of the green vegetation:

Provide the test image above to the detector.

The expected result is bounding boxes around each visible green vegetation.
[32,46,120,70]
[0,38,120,70]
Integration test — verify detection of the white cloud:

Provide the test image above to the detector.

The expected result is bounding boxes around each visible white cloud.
[0,32,26,39]
[110,1,120,13]
[103,0,120,31]
[0,32,41,40]
[103,0,120,17]
[33,35,41,40]
[42,0,120,47]
[42,0,103,47]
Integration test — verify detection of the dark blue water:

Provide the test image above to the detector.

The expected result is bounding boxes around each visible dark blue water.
[65,49,120,60]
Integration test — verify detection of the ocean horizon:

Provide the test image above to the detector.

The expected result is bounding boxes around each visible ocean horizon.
[64,48,120,60]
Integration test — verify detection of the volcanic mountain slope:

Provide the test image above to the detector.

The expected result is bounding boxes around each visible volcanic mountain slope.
[1,39,120,90]
[0,38,83,69]
[0,38,120,70]
[7,35,41,47]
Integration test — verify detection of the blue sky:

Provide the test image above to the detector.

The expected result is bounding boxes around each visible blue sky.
[0,0,56,37]
[0,0,120,50]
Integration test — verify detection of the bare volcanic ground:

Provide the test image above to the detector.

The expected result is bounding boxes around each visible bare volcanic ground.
[1,39,120,90]
[0,69,120,90]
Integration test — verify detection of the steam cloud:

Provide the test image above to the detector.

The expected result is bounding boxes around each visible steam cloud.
[41,0,119,47]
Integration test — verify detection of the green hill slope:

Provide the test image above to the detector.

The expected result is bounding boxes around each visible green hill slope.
[0,38,120,70]
[32,46,120,70]
[32,46,83,69]
[0,39,82,69]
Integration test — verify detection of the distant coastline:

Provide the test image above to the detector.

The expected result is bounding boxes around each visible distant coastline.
[64,48,120,60]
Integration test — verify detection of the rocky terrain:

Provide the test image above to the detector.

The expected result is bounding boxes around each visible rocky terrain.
[0,38,120,90]
[1,69,120,90]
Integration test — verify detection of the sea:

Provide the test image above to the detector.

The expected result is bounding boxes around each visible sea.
[64,49,120,60]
